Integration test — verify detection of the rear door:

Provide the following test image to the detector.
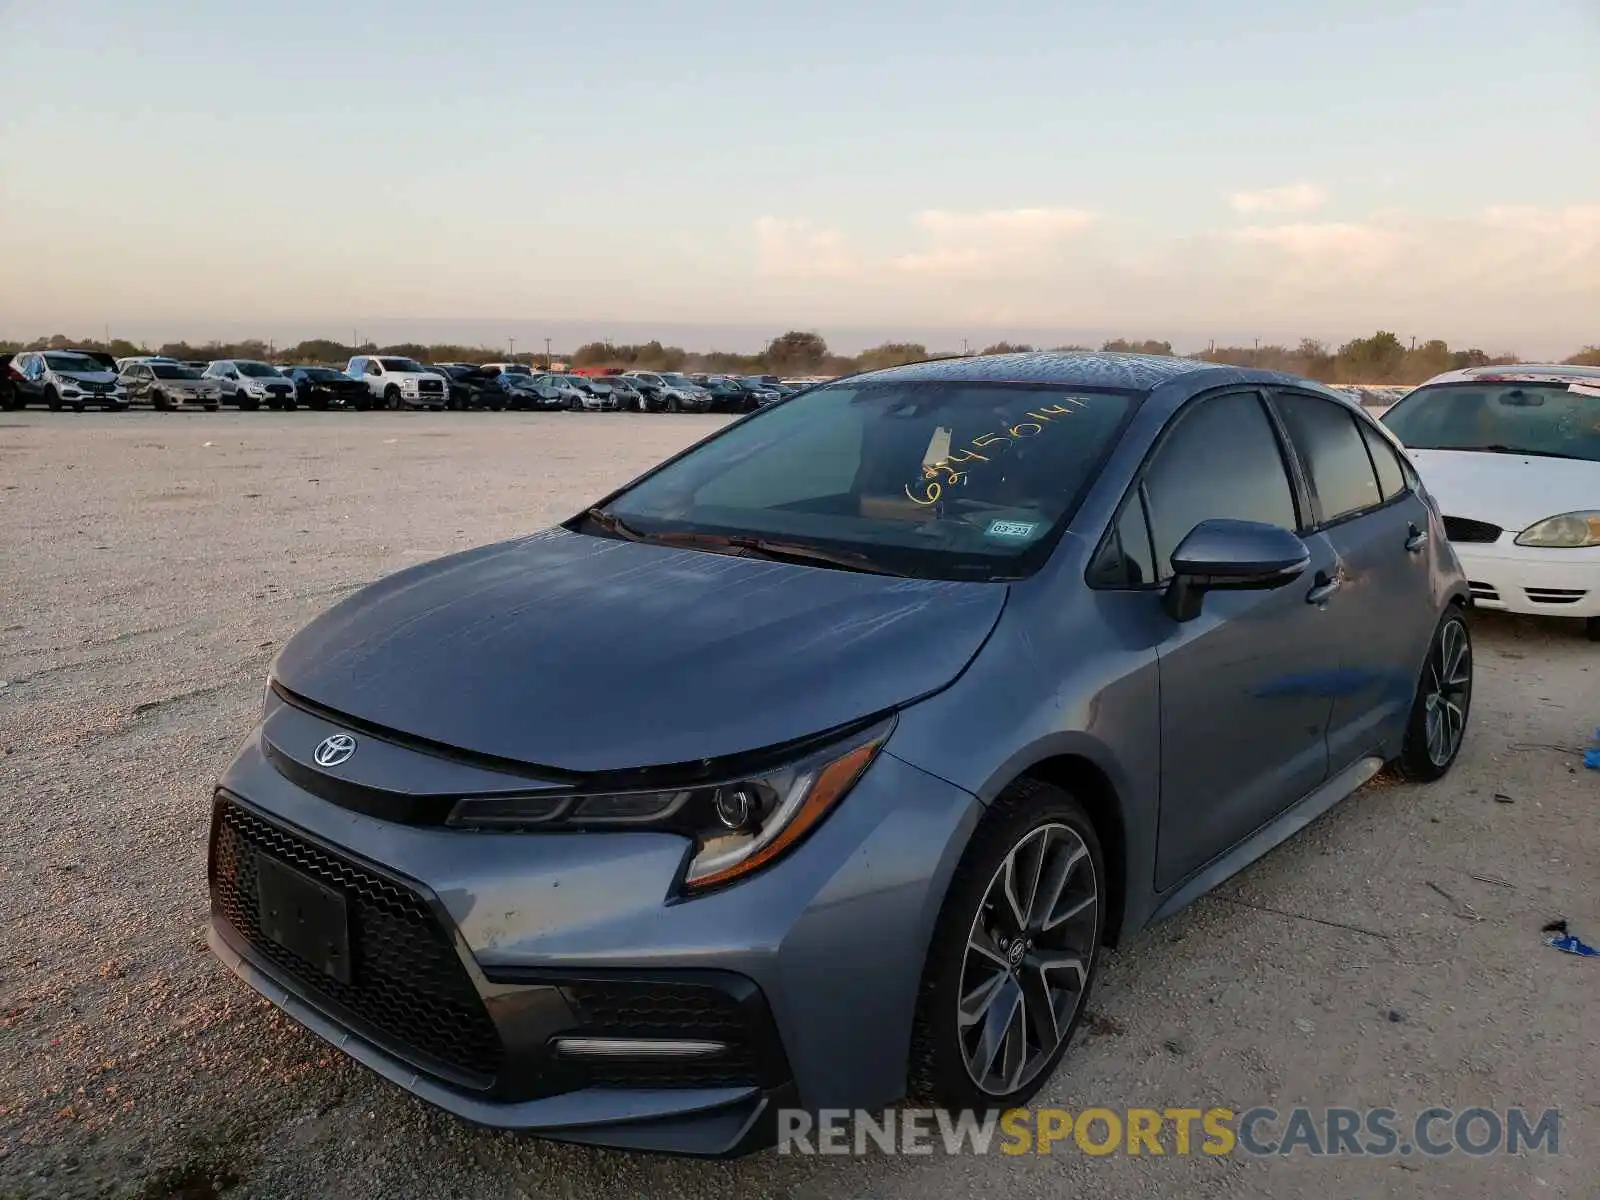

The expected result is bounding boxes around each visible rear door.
[1133,388,1343,891]
[1269,390,1437,769]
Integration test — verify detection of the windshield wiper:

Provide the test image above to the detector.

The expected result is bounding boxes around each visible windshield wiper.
[721,535,911,577]
[1457,444,1589,461]
[583,510,908,576]
[583,506,653,541]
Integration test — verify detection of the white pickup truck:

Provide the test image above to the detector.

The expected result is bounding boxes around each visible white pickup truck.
[345,355,449,410]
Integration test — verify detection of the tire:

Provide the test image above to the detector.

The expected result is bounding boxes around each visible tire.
[1588,617,1600,643]
[909,778,1105,1113]
[152,390,171,412]
[47,388,62,412]
[383,386,402,410]
[238,395,259,411]
[1391,609,1473,782]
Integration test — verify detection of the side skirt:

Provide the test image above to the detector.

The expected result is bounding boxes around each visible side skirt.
[1146,754,1385,926]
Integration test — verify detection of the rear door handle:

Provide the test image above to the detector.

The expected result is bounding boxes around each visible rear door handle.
[1406,524,1428,553]
[1306,573,1342,606]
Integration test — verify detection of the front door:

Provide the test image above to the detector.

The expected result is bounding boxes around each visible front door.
[1141,389,1342,891]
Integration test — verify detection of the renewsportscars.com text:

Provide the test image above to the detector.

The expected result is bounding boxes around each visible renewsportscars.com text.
[777,1106,1561,1157]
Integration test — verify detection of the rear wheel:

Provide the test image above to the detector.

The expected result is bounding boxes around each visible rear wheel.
[1392,609,1473,781]
[910,779,1104,1112]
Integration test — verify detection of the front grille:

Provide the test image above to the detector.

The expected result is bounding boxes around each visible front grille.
[210,797,503,1083]
[1468,581,1500,603]
[418,378,443,393]
[266,384,291,396]
[1443,516,1503,543]
[1525,588,1586,605]
[561,979,772,1088]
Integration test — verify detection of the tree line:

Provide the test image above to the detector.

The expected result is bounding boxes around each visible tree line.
[5,329,1597,385]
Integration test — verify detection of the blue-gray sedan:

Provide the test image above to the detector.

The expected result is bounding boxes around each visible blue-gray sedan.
[208,352,1472,1155]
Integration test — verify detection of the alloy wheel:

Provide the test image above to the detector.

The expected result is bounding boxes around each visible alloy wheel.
[1422,618,1471,767]
[959,822,1099,1096]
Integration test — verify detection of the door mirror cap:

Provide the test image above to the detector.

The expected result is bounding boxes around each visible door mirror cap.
[1163,518,1310,622]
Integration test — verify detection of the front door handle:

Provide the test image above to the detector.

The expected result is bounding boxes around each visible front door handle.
[1306,572,1342,606]
[1406,523,1429,553]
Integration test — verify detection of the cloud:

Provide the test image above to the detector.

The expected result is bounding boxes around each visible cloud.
[1232,221,1403,273]
[751,217,857,279]
[892,207,1096,276]
[913,208,1097,239]
[1229,183,1329,215]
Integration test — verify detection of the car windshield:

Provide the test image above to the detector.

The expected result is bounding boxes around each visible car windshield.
[1381,381,1600,463]
[594,380,1139,580]
[236,362,282,378]
[44,354,107,372]
[378,357,425,372]
[299,367,345,380]
[500,364,532,376]
[151,364,202,380]
[661,374,693,387]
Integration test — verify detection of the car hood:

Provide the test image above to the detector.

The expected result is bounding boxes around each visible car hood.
[57,371,117,385]
[271,527,1006,773]
[1405,449,1600,531]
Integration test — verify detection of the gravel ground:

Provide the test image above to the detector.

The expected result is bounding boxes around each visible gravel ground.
[1,410,1595,1199]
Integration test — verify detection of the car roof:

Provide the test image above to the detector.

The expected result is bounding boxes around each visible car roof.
[855,350,1314,394]
[1416,362,1600,387]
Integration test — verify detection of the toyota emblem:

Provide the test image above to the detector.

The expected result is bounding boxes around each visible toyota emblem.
[313,733,357,767]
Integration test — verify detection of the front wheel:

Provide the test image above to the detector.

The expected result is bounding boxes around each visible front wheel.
[384,386,402,410]
[1391,609,1473,781]
[152,390,171,411]
[910,779,1105,1112]
[46,388,62,412]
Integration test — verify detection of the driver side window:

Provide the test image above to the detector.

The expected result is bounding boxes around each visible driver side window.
[1142,392,1300,581]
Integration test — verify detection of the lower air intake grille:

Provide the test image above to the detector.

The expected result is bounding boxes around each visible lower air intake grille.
[1443,516,1503,543]
[210,797,502,1083]
[560,979,776,1088]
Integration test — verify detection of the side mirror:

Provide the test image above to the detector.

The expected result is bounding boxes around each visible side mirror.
[1163,518,1310,623]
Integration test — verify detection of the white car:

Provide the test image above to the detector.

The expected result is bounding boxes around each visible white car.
[203,359,298,410]
[1381,364,1600,637]
[345,355,449,410]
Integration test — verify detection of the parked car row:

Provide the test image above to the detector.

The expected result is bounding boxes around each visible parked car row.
[1,351,817,414]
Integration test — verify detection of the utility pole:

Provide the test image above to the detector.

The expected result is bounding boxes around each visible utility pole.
[509,336,516,362]
[961,338,970,356]
[1410,336,1417,351]
[1253,337,1260,365]
[545,337,552,368]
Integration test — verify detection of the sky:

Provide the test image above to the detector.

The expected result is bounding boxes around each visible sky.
[1,0,1596,356]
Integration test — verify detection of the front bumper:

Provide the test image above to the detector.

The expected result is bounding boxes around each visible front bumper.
[1454,540,1600,618]
[207,710,980,1153]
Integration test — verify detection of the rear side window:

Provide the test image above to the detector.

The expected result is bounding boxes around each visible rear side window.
[1357,420,1407,501]
[1275,393,1383,523]
[1143,391,1299,579]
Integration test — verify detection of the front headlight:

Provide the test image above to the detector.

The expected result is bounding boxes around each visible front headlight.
[1514,512,1600,548]
[245,384,267,396]
[446,719,893,892]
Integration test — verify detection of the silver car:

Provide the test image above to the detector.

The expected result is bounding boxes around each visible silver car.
[208,352,1471,1156]
[119,361,221,411]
